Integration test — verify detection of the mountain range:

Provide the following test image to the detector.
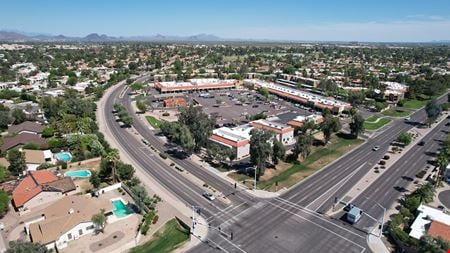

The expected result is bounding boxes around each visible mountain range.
[0,30,225,42]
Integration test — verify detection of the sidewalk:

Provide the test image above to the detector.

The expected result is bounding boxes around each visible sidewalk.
[367,234,391,253]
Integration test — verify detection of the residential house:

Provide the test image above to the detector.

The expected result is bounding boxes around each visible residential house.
[23,149,54,171]
[27,195,114,250]
[8,121,44,135]
[1,133,47,152]
[12,171,76,212]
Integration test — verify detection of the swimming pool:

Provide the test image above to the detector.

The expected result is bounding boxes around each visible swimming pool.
[55,152,72,162]
[112,200,133,218]
[64,169,91,178]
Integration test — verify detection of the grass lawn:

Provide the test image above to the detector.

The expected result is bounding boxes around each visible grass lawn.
[381,108,411,117]
[229,134,363,191]
[363,115,391,131]
[146,116,161,128]
[130,219,189,253]
[402,99,428,109]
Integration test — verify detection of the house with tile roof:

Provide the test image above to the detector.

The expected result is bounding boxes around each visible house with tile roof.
[12,171,76,212]
[27,195,114,250]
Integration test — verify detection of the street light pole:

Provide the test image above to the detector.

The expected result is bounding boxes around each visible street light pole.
[254,166,257,191]
[365,197,386,237]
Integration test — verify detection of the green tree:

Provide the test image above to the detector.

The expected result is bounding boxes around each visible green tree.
[130,82,143,93]
[116,163,135,181]
[11,109,26,124]
[131,184,149,212]
[91,209,107,233]
[415,183,436,204]
[7,240,48,253]
[178,105,216,152]
[136,99,147,113]
[105,149,120,183]
[67,76,77,86]
[7,149,26,176]
[419,235,450,253]
[121,115,133,126]
[0,111,11,129]
[89,170,101,189]
[294,133,313,159]
[41,127,54,138]
[404,195,421,213]
[425,100,441,127]
[259,87,269,101]
[22,142,40,150]
[349,110,365,138]
[0,189,9,217]
[173,124,195,156]
[321,114,341,144]
[272,140,285,165]
[397,132,412,145]
[249,129,273,179]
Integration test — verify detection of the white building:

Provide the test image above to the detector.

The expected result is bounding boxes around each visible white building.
[249,119,295,145]
[210,125,252,160]
[409,204,450,240]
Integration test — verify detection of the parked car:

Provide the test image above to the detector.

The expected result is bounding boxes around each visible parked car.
[202,192,215,201]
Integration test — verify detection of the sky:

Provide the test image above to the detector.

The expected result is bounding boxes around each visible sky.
[2,0,450,42]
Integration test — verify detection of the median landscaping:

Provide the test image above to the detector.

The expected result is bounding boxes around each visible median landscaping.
[381,108,411,117]
[401,99,428,109]
[146,116,162,129]
[363,115,392,131]
[130,219,190,253]
[229,134,363,192]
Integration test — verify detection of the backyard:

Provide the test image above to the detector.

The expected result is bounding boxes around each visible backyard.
[229,133,363,191]
[130,219,190,253]
[363,115,392,131]
[146,116,162,129]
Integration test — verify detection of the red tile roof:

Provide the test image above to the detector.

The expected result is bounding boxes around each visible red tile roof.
[428,220,450,242]
[12,171,67,208]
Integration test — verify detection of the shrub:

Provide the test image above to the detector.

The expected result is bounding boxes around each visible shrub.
[162,112,170,116]
[383,155,390,160]
[60,162,68,170]
[152,215,159,224]
[416,170,426,178]
[159,153,168,159]
[379,160,386,165]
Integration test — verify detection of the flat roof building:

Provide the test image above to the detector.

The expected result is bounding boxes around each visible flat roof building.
[210,126,252,160]
[155,78,238,93]
[249,119,295,145]
[245,79,351,114]
[409,204,450,241]
[287,114,324,128]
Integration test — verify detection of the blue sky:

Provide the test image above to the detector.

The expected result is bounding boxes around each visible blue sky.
[2,0,450,42]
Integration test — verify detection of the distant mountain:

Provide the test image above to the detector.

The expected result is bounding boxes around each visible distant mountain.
[0,30,227,42]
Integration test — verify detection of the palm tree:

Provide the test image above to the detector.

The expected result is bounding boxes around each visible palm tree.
[415,183,436,203]
[105,149,120,183]
[436,151,448,186]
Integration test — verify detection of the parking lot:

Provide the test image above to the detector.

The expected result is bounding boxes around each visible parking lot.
[186,89,314,125]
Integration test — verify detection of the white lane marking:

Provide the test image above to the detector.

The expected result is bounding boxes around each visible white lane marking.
[267,201,366,252]
[207,202,248,222]
[305,162,367,210]
[273,198,365,239]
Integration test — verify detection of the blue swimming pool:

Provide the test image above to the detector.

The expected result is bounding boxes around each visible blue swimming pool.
[112,200,133,218]
[55,152,72,162]
[64,169,91,178]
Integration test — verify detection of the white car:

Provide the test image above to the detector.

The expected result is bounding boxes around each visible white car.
[202,192,215,201]
[372,146,380,151]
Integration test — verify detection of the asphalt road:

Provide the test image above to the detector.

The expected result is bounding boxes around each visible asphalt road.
[103,79,449,253]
